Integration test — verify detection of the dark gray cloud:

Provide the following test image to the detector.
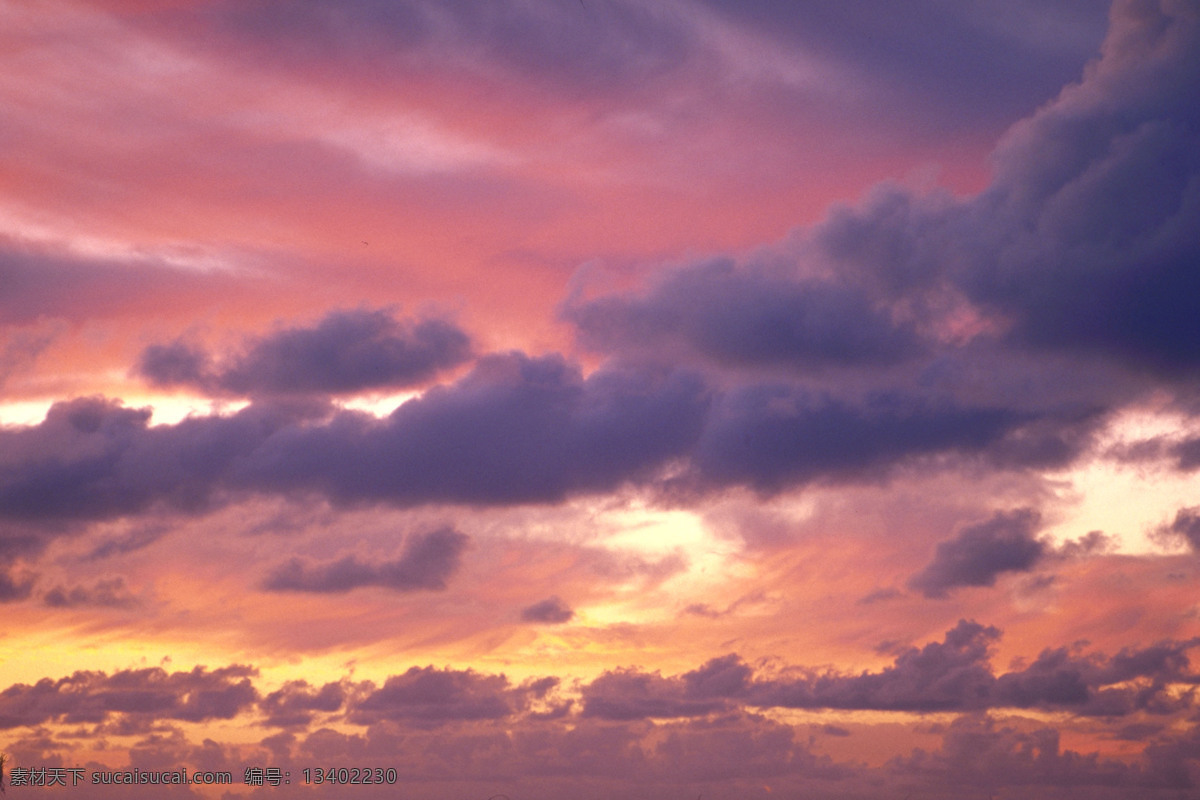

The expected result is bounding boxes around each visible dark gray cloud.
[520,595,574,624]
[909,509,1046,598]
[138,308,471,397]
[563,259,922,369]
[262,527,468,593]
[0,665,258,729]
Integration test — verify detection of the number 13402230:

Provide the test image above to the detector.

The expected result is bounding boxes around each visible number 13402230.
[303,767,398,785]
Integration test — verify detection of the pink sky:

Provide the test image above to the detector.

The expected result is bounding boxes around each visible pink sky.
[1,1,1198,797]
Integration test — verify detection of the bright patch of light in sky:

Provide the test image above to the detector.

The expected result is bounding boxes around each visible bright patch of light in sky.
[1043,406,1200,554]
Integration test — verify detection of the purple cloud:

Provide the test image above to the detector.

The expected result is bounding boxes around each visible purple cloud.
[259,680,346,728]
[0,665,258,729]
[563,259,922,369]
[521,595,575,624]
[42,577,137,608]
[138,308,471,396]
[348,666,548,726]
[262,527,469,593]
[909,509,1046,598]
[1158,506,1200,552]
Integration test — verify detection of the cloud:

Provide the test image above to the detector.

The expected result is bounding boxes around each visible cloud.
[0,320,63,389]
[1156,506,1200,552]
[814,0,1200,377]
[0,566,35,602]
[695,0,1108,130]
[691,387,1023,492]
[1175,436,1200,470]
[551,0,1197,395]
[347,666,539,726]
[521,595,574,624]
[42,577,137,608]
[758,624,1200,717]
[909,509,1045,598]
[580,667,732,721]
[0,239,247,326]
[751,620,1001,712]
[0,396,325,524]
[563,259,922,369]
[0,665,258,729]
[85,524,169,561]
[262,527,468,593]
[568,620,1199,720]
[889,714,1145,791]
[138,308,471,397]
[187,0,694,98]
[0,356,1110,526]
[259,680,346,728]
[234,353,710,507]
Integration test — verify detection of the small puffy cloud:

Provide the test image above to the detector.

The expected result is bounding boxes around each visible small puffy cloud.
[259,680,346,728]
[262,527,468,593]
[520,595,574,624]
[138,308,471,397]
[909,509,1045,598]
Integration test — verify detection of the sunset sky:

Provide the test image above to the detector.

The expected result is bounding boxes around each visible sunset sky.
[1,0,1199,797]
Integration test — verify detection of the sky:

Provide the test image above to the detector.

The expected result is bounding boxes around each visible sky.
[1,0,1198,797]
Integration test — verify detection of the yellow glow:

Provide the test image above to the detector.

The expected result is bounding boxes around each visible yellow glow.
[337,390,421,417]
[1043,405,1200,554]
[0,399,55,426]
